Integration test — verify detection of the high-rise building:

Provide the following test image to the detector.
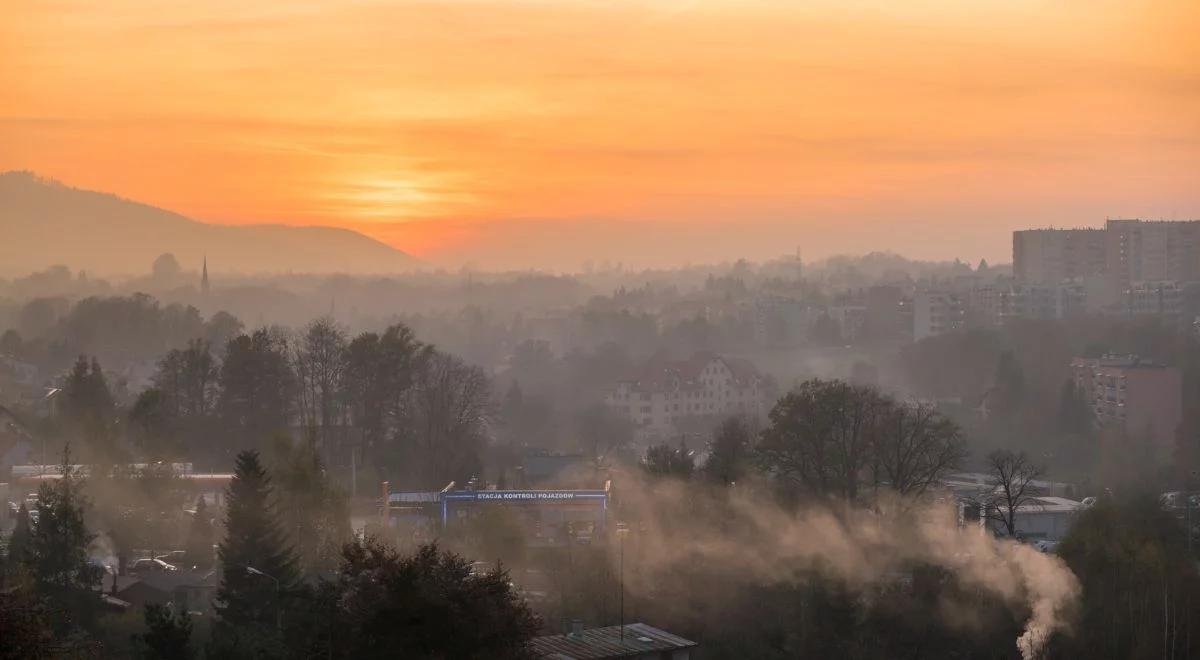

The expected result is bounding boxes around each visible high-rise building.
[1104,219,1200,288]
[1012,228,1106,284]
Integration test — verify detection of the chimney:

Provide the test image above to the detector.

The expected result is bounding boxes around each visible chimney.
[568,619,584,637]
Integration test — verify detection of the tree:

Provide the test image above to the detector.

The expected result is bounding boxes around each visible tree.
[0,328,22,356]
[1055,378,1092,436]
[204,311,244,352]
[343,324,429,465]
[402,352,492,488]
[151,253,182,280]
[643,440,695,480]
[0,585,56,659]
[129,389,181,460]
[217,329,296,456]
[155,340,220,421]
[212,450,300,656]
[574,403,633,460]
[757,379,887,503]
[980,449,1043,537]
[184,497,215,570]
[60,355,118,460]
[1055,492,1200,659]
[5,502,32,574]
[704,416,753,486]
[134,602,193,660]
[27,449,102,635]
[872,402,966,500]
[290,540,540,659]
[989,350,1026,418]
[269,438,351,574]
[294,317,347,450]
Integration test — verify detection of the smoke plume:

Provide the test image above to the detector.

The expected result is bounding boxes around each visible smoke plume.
[611,471,1080,658]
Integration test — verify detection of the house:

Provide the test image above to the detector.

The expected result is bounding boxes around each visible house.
[530,622,697,660]
[605,352,768,442]
[107,569,218,614]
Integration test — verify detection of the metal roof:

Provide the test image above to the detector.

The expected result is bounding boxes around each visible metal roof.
[530,623,696,659]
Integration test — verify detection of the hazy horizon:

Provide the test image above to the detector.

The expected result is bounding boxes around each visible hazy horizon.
[4,1,1198,271]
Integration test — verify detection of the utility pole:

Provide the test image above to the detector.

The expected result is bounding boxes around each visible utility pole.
[616,522,629,647]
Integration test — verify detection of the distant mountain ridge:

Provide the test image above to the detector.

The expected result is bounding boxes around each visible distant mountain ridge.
[0,171,420,277]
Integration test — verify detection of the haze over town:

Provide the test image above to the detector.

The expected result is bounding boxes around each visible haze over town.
[2,2,1200,660]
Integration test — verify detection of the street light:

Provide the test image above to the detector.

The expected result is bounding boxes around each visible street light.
[245,566,282,635]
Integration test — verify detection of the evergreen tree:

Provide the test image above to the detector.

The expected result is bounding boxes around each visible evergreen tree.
[642,440,695,480]
[134,603,193,660]
[27,451,102,635]
[60,355,118,460]
[287,540,540,659]
[270,438,351,574]
[5,502,32,574]
[212,450,300,657]
[704,416,753,486]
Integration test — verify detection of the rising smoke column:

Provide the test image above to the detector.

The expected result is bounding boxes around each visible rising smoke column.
[611,472,1080,658]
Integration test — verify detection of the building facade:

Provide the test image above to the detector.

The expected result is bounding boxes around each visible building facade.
[913,291,964,341]
[1071,355,1183,452]
[605,352,769,441]
[1013,228,1107,285]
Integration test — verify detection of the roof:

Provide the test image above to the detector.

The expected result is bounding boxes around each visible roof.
[114,569,218,596]
[530,623,697,659]
[618,351,762,393]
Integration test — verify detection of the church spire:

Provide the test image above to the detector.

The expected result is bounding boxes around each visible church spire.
[201,256,210,295]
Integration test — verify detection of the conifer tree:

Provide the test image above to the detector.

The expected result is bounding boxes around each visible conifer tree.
[28,449,102,635]
[212,450,300,656]
[5,502,32,573]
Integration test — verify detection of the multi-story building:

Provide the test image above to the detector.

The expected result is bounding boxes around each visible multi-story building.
[1121,281,1185,320]
[605,352,769,441]
[913,291,964,341]
[1012,220,1200,320]
[1070,355,1182,452]
[1013,228,1107,284]
[1105,219,1200,288]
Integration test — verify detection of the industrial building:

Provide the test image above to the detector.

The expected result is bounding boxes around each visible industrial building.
[383,479,612,546]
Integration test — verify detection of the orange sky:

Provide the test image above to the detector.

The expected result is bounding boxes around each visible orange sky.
[2,0,1198,270]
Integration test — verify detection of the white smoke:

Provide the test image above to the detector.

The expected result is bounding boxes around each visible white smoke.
[613,475,1080,657]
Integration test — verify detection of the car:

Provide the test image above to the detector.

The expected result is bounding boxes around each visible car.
[1033,539,1059,553]
[130,558,178,574]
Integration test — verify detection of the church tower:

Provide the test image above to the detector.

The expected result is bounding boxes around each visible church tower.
[201,256,210,295]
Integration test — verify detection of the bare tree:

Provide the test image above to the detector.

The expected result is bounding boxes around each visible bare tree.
[982,449,1043,537]
[872,402,967,500]
[404,352,493,488]
[294,317,347,451]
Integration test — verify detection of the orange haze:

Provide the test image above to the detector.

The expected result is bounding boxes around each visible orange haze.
[2,0,1198,270]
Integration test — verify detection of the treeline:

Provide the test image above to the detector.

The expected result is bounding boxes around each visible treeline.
[623,380,1200,659]
[0,449,539,659]
[899,315,1200,486]
[55,317,491,490]
[0,294,243,381]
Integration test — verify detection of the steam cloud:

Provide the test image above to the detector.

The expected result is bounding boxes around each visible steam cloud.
[612,472,1080,658]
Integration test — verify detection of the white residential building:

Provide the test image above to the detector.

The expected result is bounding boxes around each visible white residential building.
[605,352,769,441]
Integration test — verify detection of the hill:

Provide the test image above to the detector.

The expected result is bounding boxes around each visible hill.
[0,172,421,277]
